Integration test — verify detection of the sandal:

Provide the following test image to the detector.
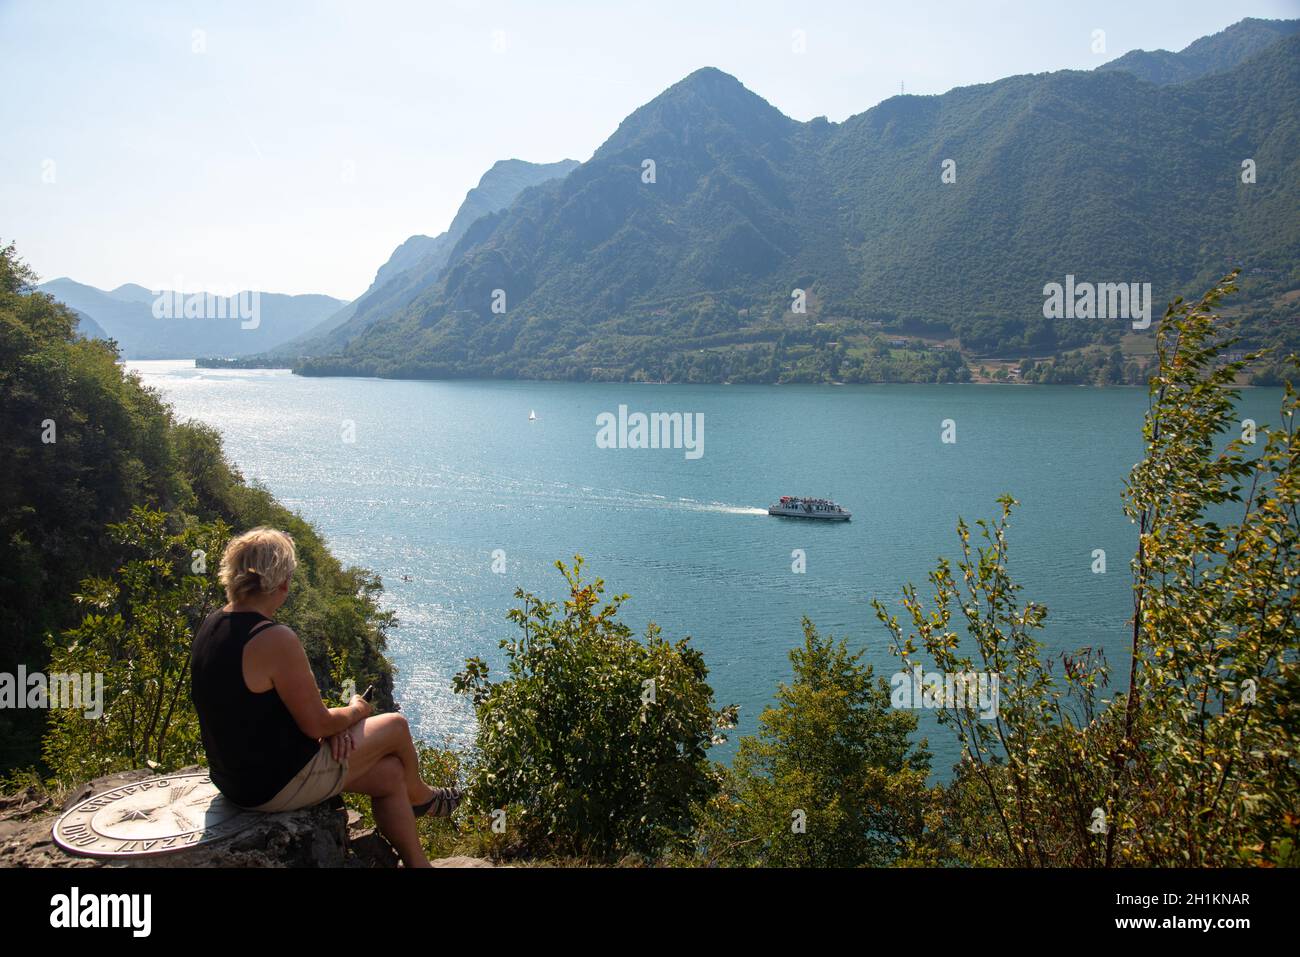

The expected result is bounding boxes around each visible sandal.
[413,786,462,818]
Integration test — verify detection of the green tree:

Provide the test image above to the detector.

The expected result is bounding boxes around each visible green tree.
[872,496,1116,866]
[1,240,180,770]
[453,557,736,861]
[873,272,1299,866]
[43,508,228,780]
[701,619,932,867]
[1114,272,1299,866]
[0,240,395,778]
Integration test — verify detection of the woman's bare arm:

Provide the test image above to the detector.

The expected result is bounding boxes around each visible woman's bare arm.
[245,625,369,738]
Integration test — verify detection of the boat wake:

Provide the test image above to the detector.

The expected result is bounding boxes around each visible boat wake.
[302,461,769,517]
[611,489,767,516]
[698,503,768,516]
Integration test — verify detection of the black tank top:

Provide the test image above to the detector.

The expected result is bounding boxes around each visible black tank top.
[190,610,320,808]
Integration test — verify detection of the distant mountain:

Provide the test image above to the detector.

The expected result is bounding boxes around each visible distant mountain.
[68,307,107,340]
[105,282,157,304]
[38,278,344,359]
[272,158,579,358]
[1098,17,1299,86]
[298,22,1300,384]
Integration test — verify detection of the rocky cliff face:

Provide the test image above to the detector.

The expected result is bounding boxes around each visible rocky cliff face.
[0,769,489,868]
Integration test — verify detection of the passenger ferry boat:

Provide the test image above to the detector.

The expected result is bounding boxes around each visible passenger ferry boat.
[767,496,851,521]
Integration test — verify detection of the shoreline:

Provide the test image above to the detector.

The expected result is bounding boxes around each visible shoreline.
[168,358,1273,389]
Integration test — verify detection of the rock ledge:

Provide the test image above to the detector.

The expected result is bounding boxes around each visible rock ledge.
[0,768,491,868]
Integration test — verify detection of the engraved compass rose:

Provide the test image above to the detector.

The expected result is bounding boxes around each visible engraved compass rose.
[52,772,259,858]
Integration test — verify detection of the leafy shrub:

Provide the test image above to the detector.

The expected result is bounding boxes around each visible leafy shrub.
[697,619,932,867]
[1119,273,1299,866]
[43,508,227,781]
[873,273,1300,867]
[453,556,736,861]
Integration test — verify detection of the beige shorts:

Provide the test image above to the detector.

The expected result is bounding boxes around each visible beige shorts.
[248,741,348,812]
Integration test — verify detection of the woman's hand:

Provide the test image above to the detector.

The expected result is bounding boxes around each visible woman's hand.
[322,695,372,759]
[327,727,357,762]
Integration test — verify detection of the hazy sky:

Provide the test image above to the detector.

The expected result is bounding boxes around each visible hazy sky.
[2,0,1297,299]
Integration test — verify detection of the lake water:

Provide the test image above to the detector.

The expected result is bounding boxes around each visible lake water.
[128,360,1283,777]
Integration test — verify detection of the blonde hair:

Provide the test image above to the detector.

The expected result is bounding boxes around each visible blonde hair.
[218,527,298,602]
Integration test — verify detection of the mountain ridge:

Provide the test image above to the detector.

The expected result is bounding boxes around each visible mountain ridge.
[38,278,345,359]
[1097,16,1300,86]
[292,22,1297,385]
[271,156,580,358]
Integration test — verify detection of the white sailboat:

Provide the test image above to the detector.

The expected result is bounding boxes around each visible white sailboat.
[529,410,537,421]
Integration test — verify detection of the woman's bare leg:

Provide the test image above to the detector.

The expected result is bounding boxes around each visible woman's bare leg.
[341,713,435,805]
[345,754,430,868]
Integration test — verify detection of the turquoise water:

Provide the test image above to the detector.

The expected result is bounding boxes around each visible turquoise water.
[129,361,1284,776]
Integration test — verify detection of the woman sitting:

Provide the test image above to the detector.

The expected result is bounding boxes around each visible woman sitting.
[191,527,459,868]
